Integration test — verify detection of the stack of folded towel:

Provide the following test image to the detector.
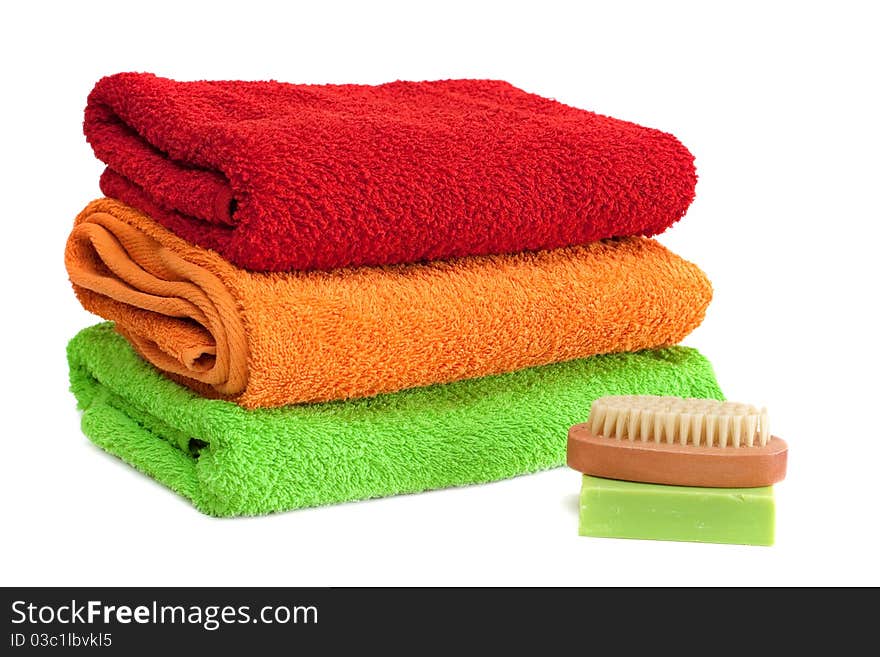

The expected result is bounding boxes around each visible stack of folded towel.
[65,73,723,516]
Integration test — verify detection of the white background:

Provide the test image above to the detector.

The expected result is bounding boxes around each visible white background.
[1,1,877,586]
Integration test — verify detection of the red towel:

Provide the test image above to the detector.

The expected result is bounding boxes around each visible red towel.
[85,73,696,272]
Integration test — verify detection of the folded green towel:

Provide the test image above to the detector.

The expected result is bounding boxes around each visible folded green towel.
[67,324,724,516]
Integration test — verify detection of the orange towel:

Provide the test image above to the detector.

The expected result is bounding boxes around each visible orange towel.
[65,199,712,409]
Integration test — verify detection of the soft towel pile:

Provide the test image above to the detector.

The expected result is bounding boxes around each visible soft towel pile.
[66,73,720,516]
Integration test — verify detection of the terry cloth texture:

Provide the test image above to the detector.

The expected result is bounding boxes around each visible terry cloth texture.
[68,323,725,516]
[65,199,713,409]
[85,73,697,272]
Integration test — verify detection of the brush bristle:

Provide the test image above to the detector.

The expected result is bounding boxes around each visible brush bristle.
[588,396,769,448]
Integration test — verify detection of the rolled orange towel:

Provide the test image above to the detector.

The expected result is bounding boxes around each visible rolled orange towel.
[65,199,712,408]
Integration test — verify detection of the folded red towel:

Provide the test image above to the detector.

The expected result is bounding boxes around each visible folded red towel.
[86,73,696,272]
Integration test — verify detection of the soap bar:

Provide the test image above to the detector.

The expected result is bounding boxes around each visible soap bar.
[579,475,775,546]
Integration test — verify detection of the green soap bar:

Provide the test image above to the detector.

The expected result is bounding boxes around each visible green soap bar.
[579,475,775,546]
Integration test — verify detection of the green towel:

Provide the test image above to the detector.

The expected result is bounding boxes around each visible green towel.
[67,323,724,516]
